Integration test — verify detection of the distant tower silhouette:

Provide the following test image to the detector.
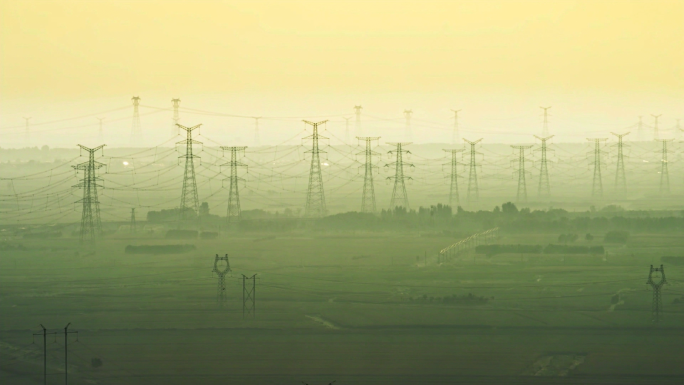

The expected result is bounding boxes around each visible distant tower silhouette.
[540,106,551,137]
[451,109,461,144]
[656,139,674,195]
[172,98,181,136]
[73,144,106,244]
[443,149,464,207]
[343,117,352,144]
[357,136,381,213]
[221,146,248,223]
[131,96,141,142]
[213,254,231,307]
[404,109,413,141]
[386,142,413,209]
[647,265,666,324]
[651,114,661,141]
[23,117,31,144]
[511,145,533,203]
[611,132,630,195]
[97,117,105,141]
[587,138,608,198]
[463,138,483,203]
[637,116,644,141]
[354,105,363,136]
[177,124,202,227]
[253,117,261,146]
[303,120,328,218]
[534,135,554,200]
[130,208,136,234]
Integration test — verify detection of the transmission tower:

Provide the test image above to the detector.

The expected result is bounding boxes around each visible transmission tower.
[354,105,362,136]
[651,114,662,141]
[357,136,381,213]
[386,142,413,209]
[130,208,136,234]
[534,135,554,200]
[303,120,328,218]
[637,116,644,141]
[656,138,674,194]
[253,117,261,146]
[404,109,413,141]
[511,145,533,202]
[97,117,105,141]
[131,96,141,142]
[242,274,257,318]
[540,106,551,137]
[73,144,106,244]
[647,264,666,324]
[451,109,461,144]
[443,149,464,207]
[587,138,607,198]
[23,116,30,144]
[221,146,248,223]
[177,124,202,226]
[343,117,351,144]
[611,132,630,194]
[172,98,181,136]
[463,138,483,203]
[213,254,231,307]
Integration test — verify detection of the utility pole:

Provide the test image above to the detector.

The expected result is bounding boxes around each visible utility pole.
[451,110,461,145]
[534,135,554,200]
[587,138,607,198]
[130,208,136,234]
[172,98,181,136]
[354,105,362,137]
[404,109,413,141]
[97,117,105,141]
[343,117,351,144]
[651,114,662,141]
[647,265,666,324]
[443,149,464,208]
[357,136,381,213]
[611,132,630,195]
[386,142,413,210]
[511,145,533,203]
[64,323,78,385]
[540,106,551,137]
[213,254,231,307]
[637,116,644,142]
[253,117,261,146]
[176,124,202,227]
[131,96,141,143]
[303,120,328,218]
[33,325,55,385]
[242,274,257,318]
[24,116,31,144]
[656,139,674,194]
[73,144,106,244]
[221,146,248,223]
[463,138,483,203]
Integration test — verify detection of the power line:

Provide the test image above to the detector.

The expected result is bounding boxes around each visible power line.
[404,109,413,141]
[253,117,261,146]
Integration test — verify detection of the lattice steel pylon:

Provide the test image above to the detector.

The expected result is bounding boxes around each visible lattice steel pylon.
[511,145,533,203]
[97,117,105,141]
[131,96,141,142]
[354,105,363,136]
[451,109,461,145]
[611,132,630,195]
[386,142,413,210]
[540,106,551,137]
[587,138,608,198]
[303,120,328,218]
[656,138,674,195]
[443,149,464,207]
[463,138,483,203]
[647,264,666,324]
[221,146,248,223]
[72,144,106,244]
[253,117,261,146]
[242,274,257,318]
[172,98,181,136]
[651,114,661,141]
[213,254,231,307]
[534,135,554,200]
[130,208,136,234]
[404,109,413,141]
[357,136,381,213]
[176,124,202,227]
[23,117,30,144]
[343,117,352,144]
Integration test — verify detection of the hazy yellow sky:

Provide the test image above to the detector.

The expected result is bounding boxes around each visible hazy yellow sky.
[0,0,682,145]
